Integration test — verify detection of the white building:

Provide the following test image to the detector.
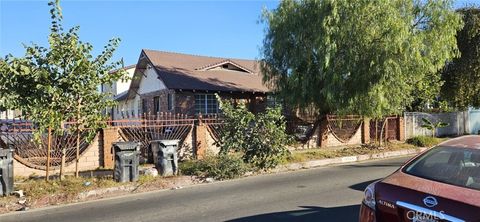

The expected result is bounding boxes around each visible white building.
[100,65,136,119]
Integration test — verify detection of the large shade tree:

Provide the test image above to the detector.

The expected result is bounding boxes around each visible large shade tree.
[261,0,463,119]
[0,0,127,179]
[441,7,480,110]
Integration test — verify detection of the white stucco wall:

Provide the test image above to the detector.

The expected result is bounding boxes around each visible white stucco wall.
[112,65,167,120]
[116,67,136,95]
[133,96,141,117]
[101,66,135,97]
[138,65,167,94]
[0,110,20,119]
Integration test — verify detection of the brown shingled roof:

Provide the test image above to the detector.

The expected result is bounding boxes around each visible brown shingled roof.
[108,64,136,74]
[142,49,269,93]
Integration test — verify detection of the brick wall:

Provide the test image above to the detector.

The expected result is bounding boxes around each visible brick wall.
[139,89,175,115]
[175,91,268,116]
[14,135,101,177]
[135,89,269,117]
[300,119,367,148]
[326,127,362,147]
[178,129,194,160]
[101,127,123,169]
[176,91,195,116]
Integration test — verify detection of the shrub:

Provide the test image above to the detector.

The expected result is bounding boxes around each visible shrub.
[407,136,442,147]
[217,95,291,170]
[180,154,249,180]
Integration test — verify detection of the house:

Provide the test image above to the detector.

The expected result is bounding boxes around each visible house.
[0,109,21,120]
[101,64,136,97]
[100,65,136,119]
[114,49,271,119]
[0,100,22,120]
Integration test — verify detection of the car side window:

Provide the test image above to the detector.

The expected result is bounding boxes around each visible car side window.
[404,146,480,191]
[422,151,452,167]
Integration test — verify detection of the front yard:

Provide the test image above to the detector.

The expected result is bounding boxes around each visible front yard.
[0,136,447,214]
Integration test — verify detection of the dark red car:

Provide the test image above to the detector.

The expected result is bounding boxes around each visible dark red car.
[359,135,480,222]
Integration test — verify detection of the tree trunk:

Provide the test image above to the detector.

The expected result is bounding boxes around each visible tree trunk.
[60,148,66,180]
[46,126,52,181]
[75,99,81,178]
[379,119,387,147]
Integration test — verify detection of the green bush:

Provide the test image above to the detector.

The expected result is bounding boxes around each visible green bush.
[217,95,291,170]
[180,154,249,180]
[407,136,442,147]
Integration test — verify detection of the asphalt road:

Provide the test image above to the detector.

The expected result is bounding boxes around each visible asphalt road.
[0,156,411,222]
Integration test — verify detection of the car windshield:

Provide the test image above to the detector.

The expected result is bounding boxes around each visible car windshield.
[404,146,480,191]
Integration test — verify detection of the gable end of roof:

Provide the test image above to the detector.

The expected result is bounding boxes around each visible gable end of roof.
[195,59,254,74]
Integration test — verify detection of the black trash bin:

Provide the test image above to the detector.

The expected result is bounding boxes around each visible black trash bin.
[113,142,141,182]
[151,140,179,176]
[0,146,14,196]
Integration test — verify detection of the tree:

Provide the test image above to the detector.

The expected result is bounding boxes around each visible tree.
[0,0,127,180]
[217,95,291,170]
[421,117,449,137]
[261,0,463,119]
[441,7,480,110]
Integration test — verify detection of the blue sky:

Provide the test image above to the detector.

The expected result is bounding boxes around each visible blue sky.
[0,0,478,66]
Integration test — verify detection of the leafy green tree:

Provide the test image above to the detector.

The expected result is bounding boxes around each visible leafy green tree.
[261,0,463,119]
[441,7,480,110]
[217,96,291,170]
[0,0,127,179]
[420,117,449,137]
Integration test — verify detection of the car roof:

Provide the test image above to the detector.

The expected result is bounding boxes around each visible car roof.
[438,135,480,149]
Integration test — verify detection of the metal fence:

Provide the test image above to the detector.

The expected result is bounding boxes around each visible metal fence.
[369,116,399,141]
[0,119,93,170]
[199,114,224,144]
[109,113,195,158]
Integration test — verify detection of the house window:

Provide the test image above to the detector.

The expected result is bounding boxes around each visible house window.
[153,96,160,113]
[267,95,276,107]
[195,94,218,114]
[167,94,174,111]
[137,99,141,117]
[131,101,135,116]
[142,99,148,115]
[267,95,282,107]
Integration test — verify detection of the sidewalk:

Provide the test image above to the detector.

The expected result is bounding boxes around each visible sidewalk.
[275,147,426,173]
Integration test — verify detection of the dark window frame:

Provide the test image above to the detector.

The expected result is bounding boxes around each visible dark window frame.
[153,96,160,113]
[167,94,174,111]
[194,94,219,114]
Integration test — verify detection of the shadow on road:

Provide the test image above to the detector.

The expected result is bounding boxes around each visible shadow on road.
[226,205,359,222]
[349,179,381,191]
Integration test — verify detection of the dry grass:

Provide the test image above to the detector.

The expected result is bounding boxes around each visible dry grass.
[287,140,441,163]
[15,176,119,202]
[0,173,183,213]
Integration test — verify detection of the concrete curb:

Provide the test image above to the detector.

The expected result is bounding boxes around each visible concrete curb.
[272,147,428,173]
[77,185,136,200]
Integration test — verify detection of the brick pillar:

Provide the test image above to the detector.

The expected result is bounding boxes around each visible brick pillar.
[397,116,405,141]
[317,118,329,148]
[101,127,119,169]
[362,118,370,144]
[195,123,208,159]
